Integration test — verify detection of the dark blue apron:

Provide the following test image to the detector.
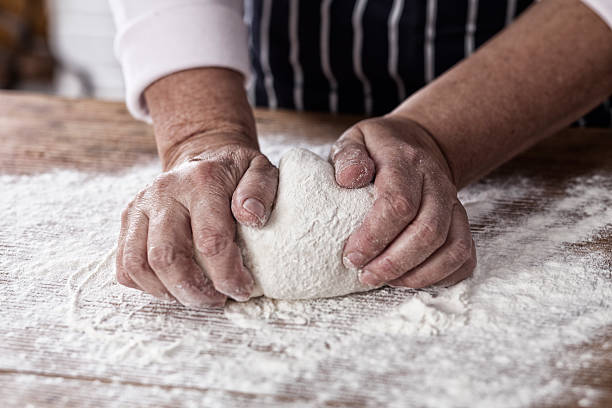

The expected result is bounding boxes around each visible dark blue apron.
[246,0,612,127]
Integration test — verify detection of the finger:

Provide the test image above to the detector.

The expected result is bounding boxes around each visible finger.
[231,155,279,227]
[330,127,375,188]
[386,205,473,288]
[359,178,454,285]
[188,167,255,301]
[147,204,227,307]
[433,243,476,288]
[342,159,423,270]
[121,209,176,300]
[116,204,142,290]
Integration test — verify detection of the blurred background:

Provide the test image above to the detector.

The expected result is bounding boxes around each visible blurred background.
[2,1,609,127]
[0,0,123,100]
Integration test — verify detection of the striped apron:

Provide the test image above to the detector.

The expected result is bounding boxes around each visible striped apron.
[246,0,612,127]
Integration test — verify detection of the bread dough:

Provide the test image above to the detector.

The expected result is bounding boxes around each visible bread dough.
[237,148,375,300]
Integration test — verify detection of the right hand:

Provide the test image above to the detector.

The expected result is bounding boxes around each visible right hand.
[116,137,278,307]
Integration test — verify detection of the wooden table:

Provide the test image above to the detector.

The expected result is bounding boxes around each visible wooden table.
[0,91,611,407]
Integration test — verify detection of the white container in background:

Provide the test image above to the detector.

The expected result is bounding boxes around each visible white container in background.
[46,0,124,100]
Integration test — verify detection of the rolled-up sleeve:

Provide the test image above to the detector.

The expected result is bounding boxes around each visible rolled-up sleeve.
[108,0,249,122]
[582,0,612,30]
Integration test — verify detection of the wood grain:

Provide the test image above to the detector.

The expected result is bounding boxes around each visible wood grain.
[0,91,361,174]
[0,91,610,407]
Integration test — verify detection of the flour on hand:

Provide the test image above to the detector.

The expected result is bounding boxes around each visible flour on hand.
[231,148,375,299]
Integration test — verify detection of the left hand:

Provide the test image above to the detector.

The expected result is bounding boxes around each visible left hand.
[330,115,476,288]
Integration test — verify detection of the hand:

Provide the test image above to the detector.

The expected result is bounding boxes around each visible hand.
[330,115,476,288]
[116,136,278,307]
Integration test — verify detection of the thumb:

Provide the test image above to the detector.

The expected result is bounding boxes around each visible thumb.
[231,155,279,228]
[330,126,375,189]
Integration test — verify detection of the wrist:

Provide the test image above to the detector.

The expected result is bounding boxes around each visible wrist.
[383,112,458,187]
[161,129,258,170]
[144,67,257,170]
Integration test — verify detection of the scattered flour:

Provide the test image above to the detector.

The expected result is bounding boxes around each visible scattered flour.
[1,138,611,407]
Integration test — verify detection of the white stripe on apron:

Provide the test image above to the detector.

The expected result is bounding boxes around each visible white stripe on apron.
[245,0,256,104]
[288,0,303,110]
[321,0,338,113]
[465,0,478,56]
[388,0,406,102]
[425,0,437,83]
[260,0,277,108]
[353,0,373,115]
[505,0,517,26]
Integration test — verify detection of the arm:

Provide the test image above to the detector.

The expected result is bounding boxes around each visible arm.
[394,0,612,188]
[109,0,250,121]
[330,0,612,289]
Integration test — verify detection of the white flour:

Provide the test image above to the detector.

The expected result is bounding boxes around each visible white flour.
[1,138,611,407]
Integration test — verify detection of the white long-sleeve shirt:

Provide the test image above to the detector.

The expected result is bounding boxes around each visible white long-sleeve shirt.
[108,0,612,122]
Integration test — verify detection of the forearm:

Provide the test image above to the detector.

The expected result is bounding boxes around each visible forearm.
[144,67,256,170]
[393,0,612,188]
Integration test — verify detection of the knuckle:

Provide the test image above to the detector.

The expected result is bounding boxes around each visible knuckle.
[193,161,221,181]
[122,252,149,275]
[380,193,416,222]
[150,173,176,195]
[227,145,255,164]
[194,229,231,258]
[135,189,147,201]
[248,156,279,182]
[116,271,133,287]
[356,118,384,135]
[414,219,446,248]
[193,160,237,189]
[196,160,220,175]
[148,244,188,270]
[447,237,472,266]
[121,199,139,223]
[377,257,405,279]
[445,266,475,287]
[251,154,273,169]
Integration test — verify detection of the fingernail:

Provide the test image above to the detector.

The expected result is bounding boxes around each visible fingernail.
[344,251,366,269]
[219,277,254,302]
[360,270,381,286]
[179,291,226,308]
[230,286,252,302]
[243,198,266,220]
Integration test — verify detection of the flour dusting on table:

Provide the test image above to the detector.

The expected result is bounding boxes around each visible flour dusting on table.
[1,138,611,407]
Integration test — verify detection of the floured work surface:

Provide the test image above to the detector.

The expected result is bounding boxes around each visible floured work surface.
[0,93,611,408]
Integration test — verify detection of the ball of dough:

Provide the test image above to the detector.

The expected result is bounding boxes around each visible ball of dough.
[237,148,375,300]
